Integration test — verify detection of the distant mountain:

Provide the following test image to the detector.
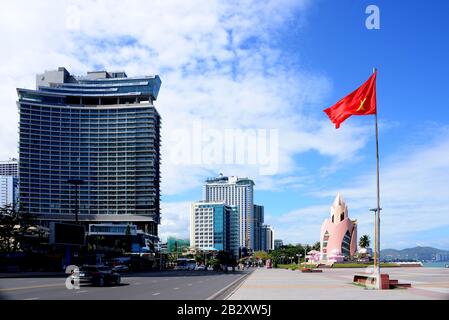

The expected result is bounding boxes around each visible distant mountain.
[380,246,449,261]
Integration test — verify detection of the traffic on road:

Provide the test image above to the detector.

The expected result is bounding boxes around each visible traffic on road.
[0,269,253,300]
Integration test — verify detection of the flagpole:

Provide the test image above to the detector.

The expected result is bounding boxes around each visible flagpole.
[373,67,381,289]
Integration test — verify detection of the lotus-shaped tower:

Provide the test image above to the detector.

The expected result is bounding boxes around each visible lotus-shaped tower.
[320,193,357,262]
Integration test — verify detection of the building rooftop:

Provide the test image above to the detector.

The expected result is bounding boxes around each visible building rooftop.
[205,174,255,185]
[0,158,18,164]
[17,67,161,106]
[333,193,346,206]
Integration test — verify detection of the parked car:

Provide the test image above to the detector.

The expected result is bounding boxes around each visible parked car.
[79,265,121,287]
[195,265,206,271]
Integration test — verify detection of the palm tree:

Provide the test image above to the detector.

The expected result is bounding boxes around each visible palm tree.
[359,235,370,248]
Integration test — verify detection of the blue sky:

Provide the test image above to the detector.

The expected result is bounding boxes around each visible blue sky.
[253,0,449,249]
[0,0,448,249]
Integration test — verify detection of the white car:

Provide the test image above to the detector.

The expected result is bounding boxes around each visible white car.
[195,265,206,271]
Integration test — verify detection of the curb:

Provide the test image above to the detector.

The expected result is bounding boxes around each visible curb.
[206,270,254,300]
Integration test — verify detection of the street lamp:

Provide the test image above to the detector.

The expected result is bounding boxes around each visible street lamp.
[369,208,382,270]
[370,207,382,289]
[68,179,84,223]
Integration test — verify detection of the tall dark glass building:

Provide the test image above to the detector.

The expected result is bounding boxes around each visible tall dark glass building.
[17,67,161,236]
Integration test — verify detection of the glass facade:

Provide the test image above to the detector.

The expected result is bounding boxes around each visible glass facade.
[204,175,254,249]
[253,204,264,251]
[341,231,352,257]
[17,68,161,235]
[213,205,225,251]
[191,202,239,258]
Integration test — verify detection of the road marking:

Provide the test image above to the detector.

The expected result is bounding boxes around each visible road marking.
[151,280,157,283]
[24,297,40,300]
[173,287,179,290]
[164,278,168,281]
[76,290,88,294]
[187,283,192,286]
[152,292,160,296]
[0,283,63,292]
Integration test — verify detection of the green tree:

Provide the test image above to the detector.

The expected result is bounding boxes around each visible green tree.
[208,257,219,270]
[0,204,36,253]
[253,250,269,261]
[194,254,203,263]
[269,244,306,265]
[312,241,321,251]
[359,235,370,248]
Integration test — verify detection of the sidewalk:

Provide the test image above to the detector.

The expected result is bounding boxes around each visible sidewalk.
[226,267,449,300]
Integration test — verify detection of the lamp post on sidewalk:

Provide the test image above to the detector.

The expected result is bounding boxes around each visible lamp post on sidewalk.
[67,179,84,223]
[370,207,382,289]
[65,179,84,267]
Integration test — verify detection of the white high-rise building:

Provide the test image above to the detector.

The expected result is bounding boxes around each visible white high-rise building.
[0,159,18,176]
[190,201,239,258]
[0,159,18,208]
[1,176,18,207]
[204,174,254,249]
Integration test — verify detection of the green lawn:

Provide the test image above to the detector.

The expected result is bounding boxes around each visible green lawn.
[276,264,299,270]
[276,264,318,270]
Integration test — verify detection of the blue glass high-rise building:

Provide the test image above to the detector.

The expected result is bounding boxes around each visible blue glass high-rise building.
[190,201,240,258]
[253,204,264,251]
[17,68,161,236]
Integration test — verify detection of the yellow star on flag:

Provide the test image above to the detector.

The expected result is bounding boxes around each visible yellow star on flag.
[357,97,367,112]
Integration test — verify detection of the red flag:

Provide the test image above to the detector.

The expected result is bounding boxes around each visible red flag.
[324,72,377,128]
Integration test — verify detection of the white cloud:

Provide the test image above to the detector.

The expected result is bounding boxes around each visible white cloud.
[159,201,191,241]
[0,0,391,240]
[267,128,449,249]
[0,0,371,194]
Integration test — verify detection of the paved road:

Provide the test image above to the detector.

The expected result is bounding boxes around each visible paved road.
[0,270,251,300]
[228,267,449,300]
